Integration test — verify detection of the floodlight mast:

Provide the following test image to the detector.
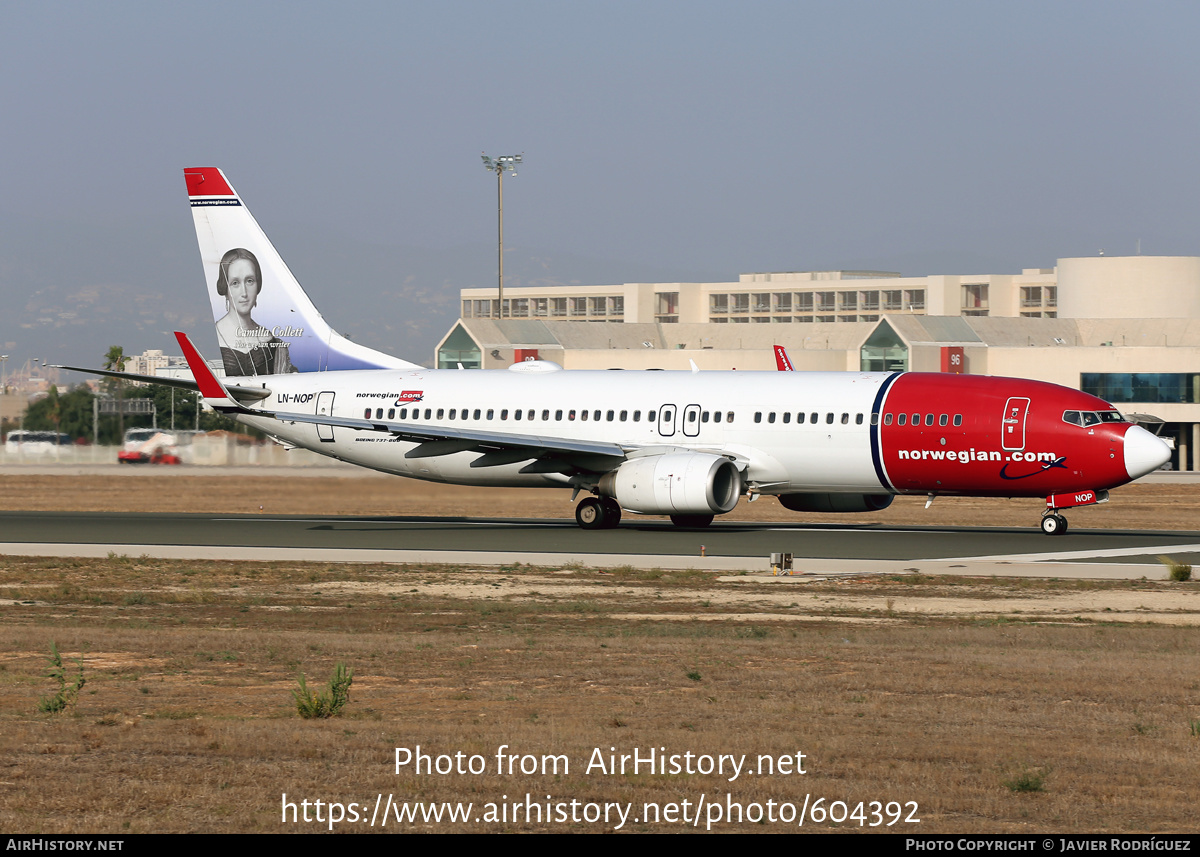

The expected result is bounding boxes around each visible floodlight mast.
[481,153,522,319]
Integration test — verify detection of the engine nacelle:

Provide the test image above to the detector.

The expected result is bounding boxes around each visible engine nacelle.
[599,453,741,516]
[778,493,894,513]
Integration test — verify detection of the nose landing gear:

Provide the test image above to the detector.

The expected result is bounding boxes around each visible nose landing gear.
[1039,489,1108,535]
[1040,512,1068,536]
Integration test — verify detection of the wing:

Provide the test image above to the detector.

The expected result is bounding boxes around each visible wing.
[174,332,630,475]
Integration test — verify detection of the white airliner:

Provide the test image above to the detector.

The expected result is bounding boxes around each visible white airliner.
[66,168,1172,534]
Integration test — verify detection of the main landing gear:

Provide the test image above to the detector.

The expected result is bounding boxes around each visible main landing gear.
[576,497,622,530]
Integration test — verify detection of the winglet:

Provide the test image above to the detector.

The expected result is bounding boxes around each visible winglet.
[174,331,237,403]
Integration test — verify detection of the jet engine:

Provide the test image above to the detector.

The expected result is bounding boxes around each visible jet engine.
[598,453,741,516]
[778,493,894,513]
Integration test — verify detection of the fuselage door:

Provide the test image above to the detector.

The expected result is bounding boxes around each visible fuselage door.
[657,404,677,438]
[1001,397,1030,451]
[316,391,335,443]
[682,404,701,438]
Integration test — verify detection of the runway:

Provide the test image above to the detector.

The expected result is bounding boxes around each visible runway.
[1,510,1197,579]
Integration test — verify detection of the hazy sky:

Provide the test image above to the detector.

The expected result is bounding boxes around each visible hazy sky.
[3,1,1199,364]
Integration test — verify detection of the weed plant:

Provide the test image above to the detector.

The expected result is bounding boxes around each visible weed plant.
[293,662,353,718]
[38,642,85,714]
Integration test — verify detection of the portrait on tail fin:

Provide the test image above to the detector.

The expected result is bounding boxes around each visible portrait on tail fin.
[213,247,297,376]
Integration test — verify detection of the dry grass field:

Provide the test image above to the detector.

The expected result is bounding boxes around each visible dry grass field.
[1,473,1198,834]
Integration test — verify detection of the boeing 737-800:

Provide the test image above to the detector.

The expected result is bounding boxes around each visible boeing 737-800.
[65,167,1172,534]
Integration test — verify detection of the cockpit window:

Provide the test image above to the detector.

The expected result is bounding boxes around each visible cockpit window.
[1065,409,1129,427]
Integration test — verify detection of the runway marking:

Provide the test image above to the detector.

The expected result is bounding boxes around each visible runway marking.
[932,543,1200,563]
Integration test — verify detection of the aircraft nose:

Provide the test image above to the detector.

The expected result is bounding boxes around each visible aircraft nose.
[1124,424,1172,480]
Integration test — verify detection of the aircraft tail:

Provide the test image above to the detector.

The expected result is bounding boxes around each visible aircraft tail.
[184,167,420,377]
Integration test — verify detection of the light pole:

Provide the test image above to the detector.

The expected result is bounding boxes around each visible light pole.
[0,355,7,394]
[481,153,522,318]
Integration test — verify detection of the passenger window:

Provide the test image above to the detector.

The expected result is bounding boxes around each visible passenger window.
[911,413,919,425]
[858,414,866,425]
[648,410,656,422]
[581,410,588,421]
[797,413,805,424]
[884,413,893,425]
[568,410,576,420]
[897,413,906,426]
[727,412,735,424]
[755,412,763,423]
[364,409,371,419]
[449,409,457,420]
[810,412,818,423]
[826,413,834,424]
[953,414,962,427]
[841,413,849,424]
[527,410,534,420]
[542,410,549,420]
[634,410,641,421]
[620,410,628,421]
[608,410,615,421]
[594,410,601,421]
[514,409,522,420]
[939,414,947,427]
[701,411,709,423]
[783,412,791,424]
[500,409,508,420]
[388,408,395,420]
[400,408,408,419]
[925,414,934,426]
[770,413,778,424]
[714,411,722,424]
[473,409,481,420]
[487,409,494,420]
[555,410,563,420]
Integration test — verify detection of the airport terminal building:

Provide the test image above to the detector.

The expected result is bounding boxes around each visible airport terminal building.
[437,256,1200,471]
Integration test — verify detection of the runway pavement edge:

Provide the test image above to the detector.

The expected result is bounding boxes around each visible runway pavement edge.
[0,542,1172,580]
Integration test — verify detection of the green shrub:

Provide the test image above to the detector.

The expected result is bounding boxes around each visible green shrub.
[293,663,353,718]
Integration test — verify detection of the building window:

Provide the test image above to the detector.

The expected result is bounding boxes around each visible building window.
[551,297,568,317]
[796,292,814,312]
[962,284,988,315]
[816,291,836,312]
[905,289,926,310]
[709,294,729,314]
[752,293,771,312]
[731,294,749,313]
[773,293,792,313]
[1020,286,1042,308]
[883,290,903,311]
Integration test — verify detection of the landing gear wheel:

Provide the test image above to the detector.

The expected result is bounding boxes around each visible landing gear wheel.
[599,498,622,528]
[670,514,714,529]
[1040,513,1068,536]
[576,497,607,530]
